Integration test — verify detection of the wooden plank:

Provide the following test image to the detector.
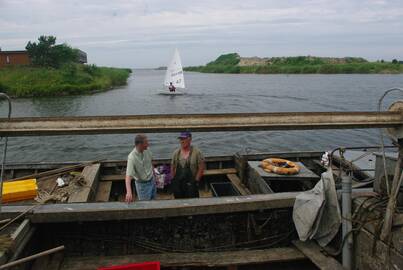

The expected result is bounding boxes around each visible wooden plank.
[1,111,402,137]
[95,181,112,202]
[47,252,64,270]
[100,174,123,181]
[355,227,403,270]
[60,247,306,270]
[227,174,251,196]
[5,161,100,182]
[101,168,238,181]
[31,255,50,270]
[68,164,101,203]
[292,240,344,270]
[247,167,273,194]
[204,168,237,176]
[0,192,299,223]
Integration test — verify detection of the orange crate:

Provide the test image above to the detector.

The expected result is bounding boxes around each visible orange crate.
[2,179,37,203]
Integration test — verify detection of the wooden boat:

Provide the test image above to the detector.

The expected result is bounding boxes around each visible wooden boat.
[0,107,402,269]
[0,148,388,270]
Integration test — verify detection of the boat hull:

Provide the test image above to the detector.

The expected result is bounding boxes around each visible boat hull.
[157,90,185,95]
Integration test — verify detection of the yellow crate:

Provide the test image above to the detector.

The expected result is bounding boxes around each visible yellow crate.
[2,179,38,203]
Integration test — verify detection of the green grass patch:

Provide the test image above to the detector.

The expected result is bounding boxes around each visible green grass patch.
[0,64,132,97]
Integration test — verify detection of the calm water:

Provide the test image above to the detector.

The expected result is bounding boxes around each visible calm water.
[1,70,403,163]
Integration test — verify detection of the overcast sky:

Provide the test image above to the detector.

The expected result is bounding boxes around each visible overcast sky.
[1,0,403,68]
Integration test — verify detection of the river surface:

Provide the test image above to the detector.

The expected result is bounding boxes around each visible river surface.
[1,70,403,163]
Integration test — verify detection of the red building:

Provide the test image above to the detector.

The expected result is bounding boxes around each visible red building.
[0,50,31,68]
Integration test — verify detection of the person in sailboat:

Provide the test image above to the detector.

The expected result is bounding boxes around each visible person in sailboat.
[171,131,205,198]
[168,82,176,92]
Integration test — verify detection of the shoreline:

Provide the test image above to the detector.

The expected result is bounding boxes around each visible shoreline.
[0,65,132,98]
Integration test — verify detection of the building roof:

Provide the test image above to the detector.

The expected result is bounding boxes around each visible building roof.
[0,50,28,54]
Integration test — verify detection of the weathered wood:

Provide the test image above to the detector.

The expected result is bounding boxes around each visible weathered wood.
[247,167,273,194]
[355,228,403,270]
[101,168,238,182]
[292,240,345,270]
[0,246,64,270]
[380,139,403,241]
[60,248,306,270]
[5,160,100,182]
[234,154,247,184]
[353,197,403,253]
[31,255,50,270]
[0,192,299,223]
[10,219,30,251]
[227,173,251,195]
[95,181,112,202]
[2,151,322,171]
[204,168,237,176]
[68,164,101,203]
[47,252,64,270]
[1,111,402,137]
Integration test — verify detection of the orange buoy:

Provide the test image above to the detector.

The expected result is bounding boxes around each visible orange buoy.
[261,158,300,175]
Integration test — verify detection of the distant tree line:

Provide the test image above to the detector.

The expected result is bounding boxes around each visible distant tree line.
[25,35,80,68]
[185,53,403,74]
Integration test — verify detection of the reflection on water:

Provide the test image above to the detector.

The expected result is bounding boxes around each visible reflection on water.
[1,70,403,162]
[31,96,83,117]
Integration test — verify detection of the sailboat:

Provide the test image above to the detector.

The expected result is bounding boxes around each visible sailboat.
[158,49,185,95]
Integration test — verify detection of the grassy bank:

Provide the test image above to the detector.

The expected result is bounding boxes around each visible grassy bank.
[184,53,403,74]
[0,64,132,97]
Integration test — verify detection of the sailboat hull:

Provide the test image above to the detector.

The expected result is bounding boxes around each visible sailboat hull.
[157,90,185,95]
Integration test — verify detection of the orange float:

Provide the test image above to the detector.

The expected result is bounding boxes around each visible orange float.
[260,158,300,175]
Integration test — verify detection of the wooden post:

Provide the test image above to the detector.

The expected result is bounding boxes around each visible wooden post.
[381,139,403,242]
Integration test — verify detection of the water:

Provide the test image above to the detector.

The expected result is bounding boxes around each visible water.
[1,70,403,163]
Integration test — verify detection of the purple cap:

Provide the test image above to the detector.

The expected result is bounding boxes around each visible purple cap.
[178,131,192,139]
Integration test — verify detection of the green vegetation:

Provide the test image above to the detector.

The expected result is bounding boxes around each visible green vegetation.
[0,35,132,97]
[184,53,403,74]
[0,64,132,97]
[26,36,80,68]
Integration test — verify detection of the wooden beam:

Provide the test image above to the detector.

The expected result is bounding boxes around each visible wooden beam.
[0,111,402,137]
[292,240,344,270]
[95,181,112,202]
[68,164,100,203]
[0,192,299,223]
[60,248,306,270]
[227,173,251,195]
[100,168,238,181]
[204,168,237,176]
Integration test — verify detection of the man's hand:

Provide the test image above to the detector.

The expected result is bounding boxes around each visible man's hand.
[125,191,134,203]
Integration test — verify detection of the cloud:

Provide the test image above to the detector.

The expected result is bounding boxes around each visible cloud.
[1,0,403,67]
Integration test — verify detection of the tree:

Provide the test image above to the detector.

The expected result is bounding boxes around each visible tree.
[392,59,398,64]
[26,35,78,68]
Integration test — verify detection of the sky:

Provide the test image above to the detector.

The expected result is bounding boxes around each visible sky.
[1,0,403,68]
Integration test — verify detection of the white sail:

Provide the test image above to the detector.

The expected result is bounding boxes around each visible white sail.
[164,49,185,89]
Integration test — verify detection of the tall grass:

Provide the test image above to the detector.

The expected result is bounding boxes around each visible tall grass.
[0,64,131,97]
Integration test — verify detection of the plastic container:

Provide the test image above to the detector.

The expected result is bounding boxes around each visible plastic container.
[2,179,37,203]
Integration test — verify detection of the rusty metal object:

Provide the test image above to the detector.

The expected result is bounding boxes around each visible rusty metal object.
[0,111,402,137]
